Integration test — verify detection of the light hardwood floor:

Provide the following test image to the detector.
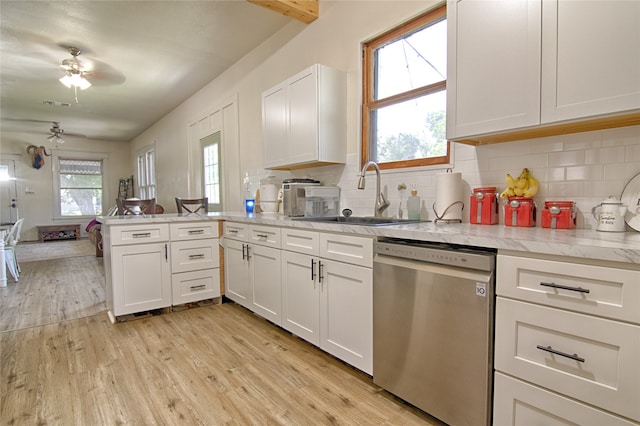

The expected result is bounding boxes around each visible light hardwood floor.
[1,256,442,425]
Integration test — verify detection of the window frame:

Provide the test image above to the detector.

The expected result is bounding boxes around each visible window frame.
[361,4,450,171]
[136,144,156,200]
[201,132,223,213]
[52,151,109,219]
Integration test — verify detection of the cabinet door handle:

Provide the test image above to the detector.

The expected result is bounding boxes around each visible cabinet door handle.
[536,345,585,363]
[188,229,205,235]
[132,232,151,238]
[245,244,251,260]
[241,243,246,260]
[165,243,168,261]
[318,260,324,284]
[311,259,316,280]
[190,284,206,291]
[539,282,590,294]
[188,253,205,260]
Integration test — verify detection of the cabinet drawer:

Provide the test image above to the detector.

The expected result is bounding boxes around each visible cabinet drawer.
[495,297,640,421]
[493,372,637,426]
[497,254,640,323]
[223,221,249,240]
[320,233,373,267]
[281,227,319,256]
[170,221,218,241]
[172,268,221,305]
[109,223,169,246]
[171,239,219,273]
[249,225,281,248]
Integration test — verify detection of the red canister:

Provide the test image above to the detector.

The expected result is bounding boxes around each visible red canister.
[541,201,576,229]
[504,197,536,227]
[470,187,499,225]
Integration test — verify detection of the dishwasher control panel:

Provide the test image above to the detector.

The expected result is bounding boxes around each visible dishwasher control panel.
[376,238,495,272]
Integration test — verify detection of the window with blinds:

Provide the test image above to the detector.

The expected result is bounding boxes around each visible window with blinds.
[58,159,103,216]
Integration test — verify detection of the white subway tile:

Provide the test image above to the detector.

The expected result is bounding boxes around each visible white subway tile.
[548,150,585,167]
[565,165,604,181]
[585,146,626,164]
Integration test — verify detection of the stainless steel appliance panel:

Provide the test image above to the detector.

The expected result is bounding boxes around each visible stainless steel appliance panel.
[374,248,494,426]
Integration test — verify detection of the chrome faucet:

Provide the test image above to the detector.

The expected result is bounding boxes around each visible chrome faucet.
[358,161,390,217]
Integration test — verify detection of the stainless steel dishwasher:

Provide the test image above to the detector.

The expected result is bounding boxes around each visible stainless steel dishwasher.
[373,238,496,426]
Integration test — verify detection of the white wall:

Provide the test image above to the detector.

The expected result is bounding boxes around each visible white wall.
[0,133,131,241]
[131,0,640,229]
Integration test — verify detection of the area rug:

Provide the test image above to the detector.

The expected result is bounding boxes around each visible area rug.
[15,239,95,262]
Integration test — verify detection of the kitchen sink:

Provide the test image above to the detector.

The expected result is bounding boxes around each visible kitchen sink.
[292,216,423,226]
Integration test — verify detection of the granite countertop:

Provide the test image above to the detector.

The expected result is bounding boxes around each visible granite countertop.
[99,212,640,265]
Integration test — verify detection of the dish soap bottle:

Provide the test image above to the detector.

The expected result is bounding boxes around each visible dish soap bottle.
[407,185,421,220]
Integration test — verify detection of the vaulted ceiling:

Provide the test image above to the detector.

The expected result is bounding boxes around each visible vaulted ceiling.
[0,1,317,144]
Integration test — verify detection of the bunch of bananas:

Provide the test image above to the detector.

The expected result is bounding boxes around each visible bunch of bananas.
[500,168,539,199]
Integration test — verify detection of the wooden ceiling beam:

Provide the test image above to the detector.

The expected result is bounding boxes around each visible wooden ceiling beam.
[247,0,318,24]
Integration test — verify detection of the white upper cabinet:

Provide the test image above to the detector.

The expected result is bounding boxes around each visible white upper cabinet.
[447,0,640,144]
[447,0,542,139]
[541,0,640,122]
[262,64,346,169]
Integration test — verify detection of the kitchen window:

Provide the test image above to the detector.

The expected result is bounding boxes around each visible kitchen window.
[361,4,449,170]
[53,154,108,218]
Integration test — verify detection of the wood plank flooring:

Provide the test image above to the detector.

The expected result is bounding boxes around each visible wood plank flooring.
[1,304,442,425]
[1,254,442,425]
[0,256,105,332]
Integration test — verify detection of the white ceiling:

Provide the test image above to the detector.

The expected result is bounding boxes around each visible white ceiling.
[0,0,292,143]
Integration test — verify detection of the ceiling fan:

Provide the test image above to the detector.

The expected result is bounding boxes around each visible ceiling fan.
[48,122,65,144]
[59,46,93,102]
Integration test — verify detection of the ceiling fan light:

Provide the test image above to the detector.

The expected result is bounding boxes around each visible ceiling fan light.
[59,74,73,88]
[78,77,91,90]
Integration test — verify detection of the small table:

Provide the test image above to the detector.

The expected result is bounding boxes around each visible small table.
[37,224,81,242]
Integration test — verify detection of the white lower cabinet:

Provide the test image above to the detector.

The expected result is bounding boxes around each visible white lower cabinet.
[223,222,282,325]
[223,222,373,374]
[105,223,172,320]
[105,220,222,321]
[494,252,640,425]
[494,372,638,426]
[281,228,373,374]
[170,222,220,305]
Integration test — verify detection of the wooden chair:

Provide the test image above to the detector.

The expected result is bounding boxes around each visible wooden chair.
[175,197,208,214]
[116,198,157,215]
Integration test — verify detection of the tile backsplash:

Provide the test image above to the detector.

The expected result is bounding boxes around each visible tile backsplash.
[257,125,640,229]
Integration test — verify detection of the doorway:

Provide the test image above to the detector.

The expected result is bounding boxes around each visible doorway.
[201,132,223,212]
[0,158,19,224]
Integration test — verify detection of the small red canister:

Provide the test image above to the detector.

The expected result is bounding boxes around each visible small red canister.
[541,201,576,229]
[470,187,499,225]
[504,196,536,227]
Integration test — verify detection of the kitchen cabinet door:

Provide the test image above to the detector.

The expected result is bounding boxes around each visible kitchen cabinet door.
[263,84,288,169]
[224,238,252,309]
[262,64,346,169]
[541,0,640,122]
[287,67,318,165]
[281,251,320,345]
[250,244,282,325]
[320,259,373,375]
[110,242,171,316]
[447,0,542,139]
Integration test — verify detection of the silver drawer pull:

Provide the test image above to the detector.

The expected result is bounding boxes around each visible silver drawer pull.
[132,232,151,238]
[539,282,590,293]
[188,254,205,260]
[188,229,205,235]
[536,345,585,363]
[190,284,206,290]
[256,233,268,239]
[228,229,238,234]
